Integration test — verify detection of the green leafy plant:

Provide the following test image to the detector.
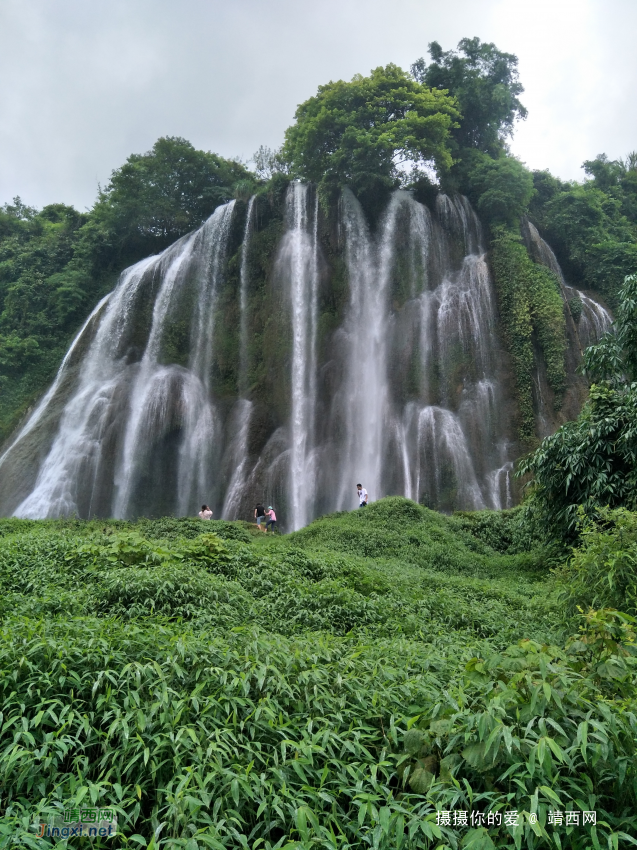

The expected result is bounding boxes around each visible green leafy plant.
[555,507,637,615]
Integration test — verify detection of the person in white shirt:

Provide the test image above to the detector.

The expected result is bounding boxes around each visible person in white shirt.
[356,484,368,507]
[198,504,213,519]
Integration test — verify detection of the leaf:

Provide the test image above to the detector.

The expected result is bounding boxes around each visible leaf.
[408,768,434,793]
[461,827,496,849]
[403,728,425,754]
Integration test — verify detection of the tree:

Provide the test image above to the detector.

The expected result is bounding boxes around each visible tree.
[411,38,527,156]
[92,137,252,262]
[468,154,534,227]
[532,181,637,306]
[252,145,287,181]
[281,64,459,211]
[518,274,637,538]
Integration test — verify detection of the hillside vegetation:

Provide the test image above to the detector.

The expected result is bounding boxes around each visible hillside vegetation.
[1,499,637,848]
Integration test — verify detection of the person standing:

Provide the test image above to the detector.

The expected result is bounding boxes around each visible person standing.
[265,506,277,533]
[254,502,266,532]
[356,484,368,508]
[198,504,213,519]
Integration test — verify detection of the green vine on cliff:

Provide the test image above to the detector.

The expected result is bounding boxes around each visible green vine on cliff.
[491,226,567,440]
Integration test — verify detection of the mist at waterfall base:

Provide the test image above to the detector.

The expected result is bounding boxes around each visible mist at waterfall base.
[0,187,611,530]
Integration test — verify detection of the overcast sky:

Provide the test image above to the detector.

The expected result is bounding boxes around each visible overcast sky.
[1,0,636,211]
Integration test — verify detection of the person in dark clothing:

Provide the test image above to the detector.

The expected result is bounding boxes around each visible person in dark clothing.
[254,502,266,532]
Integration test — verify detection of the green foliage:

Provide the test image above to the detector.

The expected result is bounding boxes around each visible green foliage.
[135,516,252,543]
[491,228,567,438]
[555,507,637,615]
[0,499,568,847]
[467,154,534,228]
[584,152,637,222]
[453,507,547,555]
[529,161,637,306]
[412,38,527,156]
[92,136,253,263]
[519,275,637,536]
[282,64,459,213]
[568,294,583,323]
[1,498,636,846]
[399,615,637,848]
[518,382,637,536]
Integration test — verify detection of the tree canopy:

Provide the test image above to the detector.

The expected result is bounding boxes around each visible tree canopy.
[93,136,252,262]
[468,155,534,227]
[282,64,459,210]
[411,37,527,156]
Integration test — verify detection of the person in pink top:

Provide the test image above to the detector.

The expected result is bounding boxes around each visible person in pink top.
[265,506,277,533]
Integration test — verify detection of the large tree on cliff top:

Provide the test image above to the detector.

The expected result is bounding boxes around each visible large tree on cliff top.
[281,64,460,207]
[411,38,527,156]
[92,137,251,262]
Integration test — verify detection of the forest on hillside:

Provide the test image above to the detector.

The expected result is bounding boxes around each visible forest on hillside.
[1,38,637,848]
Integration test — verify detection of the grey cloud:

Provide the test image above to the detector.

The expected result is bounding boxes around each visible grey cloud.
[0,0,634,210]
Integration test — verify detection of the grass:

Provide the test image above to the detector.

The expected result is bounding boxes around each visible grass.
[0,498,635,849]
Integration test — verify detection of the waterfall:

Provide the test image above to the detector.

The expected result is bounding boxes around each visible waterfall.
[221,398,253,519]
[239,196,255,395]
[374,192,511,510]
[6,187,597,524]
[573,290,613,348]
[334,190,397,509]
[277,183,320,530]
[0,291,112,474]
[113,202,235,518]
[522,218,613,348]
[12,256,157,519]
[5,202,236,520]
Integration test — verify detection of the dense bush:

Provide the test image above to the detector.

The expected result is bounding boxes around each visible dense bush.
[399,609,637,848]
[555,507,637,616]
[453,506,546,555]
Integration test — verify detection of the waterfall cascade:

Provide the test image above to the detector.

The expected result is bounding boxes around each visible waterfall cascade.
[0,188,613,527]
[522,218,613,348]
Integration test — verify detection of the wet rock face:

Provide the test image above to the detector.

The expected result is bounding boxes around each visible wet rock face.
[0,190,611,527]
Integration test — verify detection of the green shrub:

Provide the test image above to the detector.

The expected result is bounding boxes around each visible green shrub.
[97,563,248,621]
[555,507,637,615]
[0,501,591,846]
[453,506,548,556]
[398,609,637,847]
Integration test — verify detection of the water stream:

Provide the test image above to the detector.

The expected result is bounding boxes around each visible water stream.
[0,188,602,525]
